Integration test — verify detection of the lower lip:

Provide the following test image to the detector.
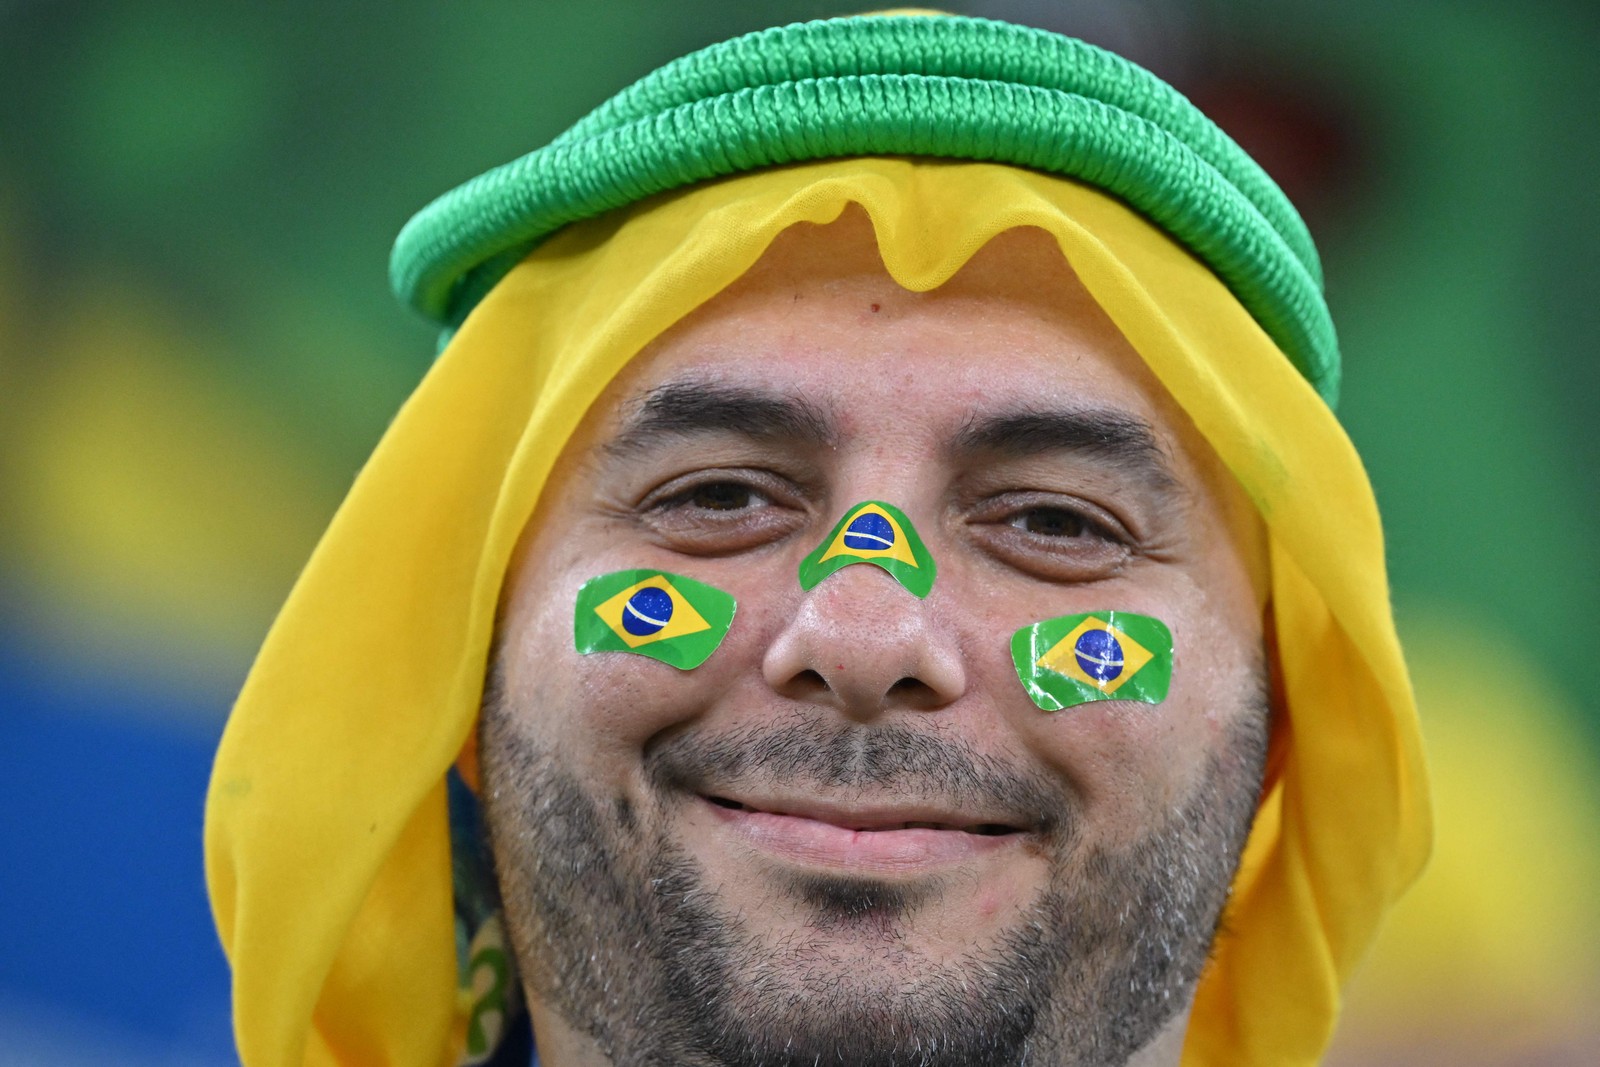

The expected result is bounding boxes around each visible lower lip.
[701,798,1017,871]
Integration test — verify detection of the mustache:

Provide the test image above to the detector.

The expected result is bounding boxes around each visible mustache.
[644,714,1070,835]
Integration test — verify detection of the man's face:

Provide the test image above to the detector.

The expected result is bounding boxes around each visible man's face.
[482,211,1271,1067]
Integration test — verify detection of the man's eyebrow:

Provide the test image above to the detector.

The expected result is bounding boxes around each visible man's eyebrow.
[605,380,837,457]
[949,407,1180,494]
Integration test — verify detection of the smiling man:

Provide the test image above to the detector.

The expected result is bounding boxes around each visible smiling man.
[486,215,1272,1067]
[206,14,1430,1067]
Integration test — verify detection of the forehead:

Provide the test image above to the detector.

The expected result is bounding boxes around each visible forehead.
[588,206,1206,470]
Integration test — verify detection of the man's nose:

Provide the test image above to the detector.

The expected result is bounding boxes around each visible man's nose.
[761,564,967,719]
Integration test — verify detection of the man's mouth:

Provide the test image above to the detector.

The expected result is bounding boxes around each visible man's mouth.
[697,792,1028,870]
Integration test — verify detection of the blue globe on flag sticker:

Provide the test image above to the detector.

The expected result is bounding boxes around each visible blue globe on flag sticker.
[842,512,896,552]
[1073,628,1125,683]
[622,586,674,636]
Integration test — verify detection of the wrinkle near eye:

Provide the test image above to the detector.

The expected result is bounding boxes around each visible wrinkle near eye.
[627,468,811,555]
[966,495,1138,583]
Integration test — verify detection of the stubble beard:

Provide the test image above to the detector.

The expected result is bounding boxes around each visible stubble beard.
[481,697,1267,1067]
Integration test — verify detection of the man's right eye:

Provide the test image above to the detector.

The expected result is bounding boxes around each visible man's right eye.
[633,469,809,554]
[677,481,763,512]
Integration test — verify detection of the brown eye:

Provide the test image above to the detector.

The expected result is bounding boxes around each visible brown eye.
[638,470,807,555]
[1010,507,1094,539]
[969,493,1135,582]
[685,482,759,511]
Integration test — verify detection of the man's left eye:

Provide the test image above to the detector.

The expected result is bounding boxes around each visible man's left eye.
[1008,506,1095,539]
[968,493,1135,581]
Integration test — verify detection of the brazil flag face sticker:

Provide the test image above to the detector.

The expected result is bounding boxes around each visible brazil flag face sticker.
[1010,611,1173,711]
[573,570,736,670]
[798,501,936,598]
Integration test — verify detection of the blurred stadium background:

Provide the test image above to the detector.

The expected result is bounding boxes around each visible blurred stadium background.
[2,1,1596,1063]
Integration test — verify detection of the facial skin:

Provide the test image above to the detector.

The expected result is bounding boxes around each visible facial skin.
[481,208,1272,1067]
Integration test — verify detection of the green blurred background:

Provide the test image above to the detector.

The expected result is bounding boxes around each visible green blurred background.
[2,1,1596,1063]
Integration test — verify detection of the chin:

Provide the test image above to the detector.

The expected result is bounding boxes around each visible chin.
[481,703,1265,1067]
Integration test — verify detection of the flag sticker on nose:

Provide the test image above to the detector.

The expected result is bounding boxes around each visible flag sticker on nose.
[1010,611,1173,711]
[798,501,936,598]
[574,570,736,670]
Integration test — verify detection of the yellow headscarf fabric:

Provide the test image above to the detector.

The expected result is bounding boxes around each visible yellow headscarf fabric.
[205,158,1431,1066]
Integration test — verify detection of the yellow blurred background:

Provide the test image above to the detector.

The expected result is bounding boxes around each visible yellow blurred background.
[2,1,1596,1063]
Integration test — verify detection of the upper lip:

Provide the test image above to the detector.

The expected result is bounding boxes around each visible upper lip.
[701,792,1030,835]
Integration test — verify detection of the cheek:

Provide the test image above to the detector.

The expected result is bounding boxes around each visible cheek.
[998,585,1263,834]
[1165,531,1268,739]
[501,638,712,761]
[497,576,783,765]
[1129,580,1265,811]
[1014,699,1191,834]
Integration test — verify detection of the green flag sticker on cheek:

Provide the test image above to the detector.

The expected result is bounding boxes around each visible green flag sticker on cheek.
[798,501,937,598]
[573,569,737,670]
[1011,611,1173,711]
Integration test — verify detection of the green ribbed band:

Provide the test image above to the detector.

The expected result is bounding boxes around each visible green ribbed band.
[390,14,1340,405]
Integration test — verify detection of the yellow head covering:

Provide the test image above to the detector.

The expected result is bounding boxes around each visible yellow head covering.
[206,158,1430,1065]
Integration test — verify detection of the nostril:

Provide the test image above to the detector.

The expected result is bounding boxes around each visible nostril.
[795,668,829,691]
[888,677,923,695]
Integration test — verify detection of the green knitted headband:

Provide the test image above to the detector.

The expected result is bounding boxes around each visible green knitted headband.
[390,14,1340,405]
